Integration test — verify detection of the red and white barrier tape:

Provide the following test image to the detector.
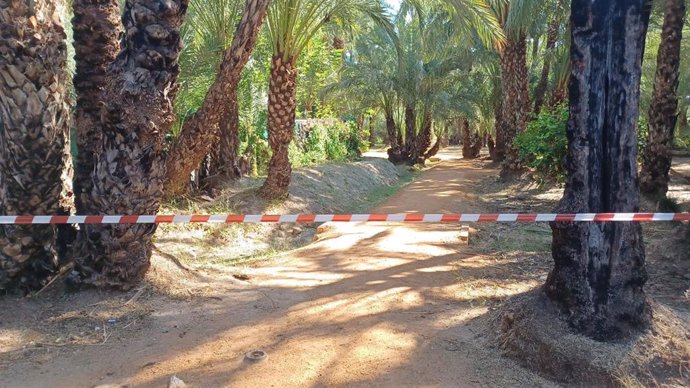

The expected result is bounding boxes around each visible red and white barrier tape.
[0,213,688,224]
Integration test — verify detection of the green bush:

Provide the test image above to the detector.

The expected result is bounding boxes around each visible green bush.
[515,105,569,183]
[289,121,364,168]
[344,121,368,157]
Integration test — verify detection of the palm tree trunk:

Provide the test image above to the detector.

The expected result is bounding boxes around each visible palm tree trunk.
[0,0,73,292]
[639,0,685,197]
[166,0,270,196]
[533,19,559,115]
[413,111,433,164]
[385,108,398,148]
[462,118,472,159]
[218,90,242,180]
[424,138,441,160]
[547,0,651,340]
[72,0,121,214]
[70,0,188,290]
[488,136,496,160]
[462,119,481,160]
[396,121,403,148]
[260,54,298,199]
[404,105,416,150]
[493,99,506,162]
[500,33,530,172]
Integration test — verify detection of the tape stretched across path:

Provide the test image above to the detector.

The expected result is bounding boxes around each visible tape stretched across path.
[0,213,688,224]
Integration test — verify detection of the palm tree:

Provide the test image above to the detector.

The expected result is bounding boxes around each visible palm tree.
[548,0,651,340]
[329,1,492,165]
[531,0,569,114]
[492,0,541,172]
[446,0,538,169]
[640,0,686,198]
[547,39,571,108]
[0,0,73,292]
[72,0,122,214]
[70,0,189,290]
[165,0,271,196]
[385,1,490,164]
[259,0,394,199]
[324,25,402,149]
[532,18,559,114]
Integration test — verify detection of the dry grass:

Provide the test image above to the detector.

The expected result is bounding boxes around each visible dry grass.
[485,291,690,387]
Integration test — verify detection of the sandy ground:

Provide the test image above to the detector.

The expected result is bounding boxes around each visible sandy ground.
[1,149,688,387]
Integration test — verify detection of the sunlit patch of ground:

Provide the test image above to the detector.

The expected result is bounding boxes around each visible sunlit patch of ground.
[1,148,687,387]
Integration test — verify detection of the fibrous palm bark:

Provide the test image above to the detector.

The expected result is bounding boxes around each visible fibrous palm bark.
[462,119,481,160]
[413,111,433,164]
[384,108,399,148]
[547,0,651,340]
[500,33,529,171]
[639,0,685,198]
[218,91,243,180]
[259,54,298,199]
[387,106,415,164]
[0,0,73,292]
[72,0,121,214]
[70,0,188,290]
[166,0,270,196]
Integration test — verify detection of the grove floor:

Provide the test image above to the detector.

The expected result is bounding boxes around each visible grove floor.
[1,149,688,388]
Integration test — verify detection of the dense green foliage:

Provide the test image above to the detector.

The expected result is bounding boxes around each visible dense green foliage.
[157,0,690,180]
[290,121,367,168]
[514,105,568,182]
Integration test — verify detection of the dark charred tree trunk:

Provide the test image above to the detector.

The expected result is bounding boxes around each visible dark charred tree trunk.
[533,19,559,115]
[70,0,189,290]
[260,54,298,199]
[547,0,652,340]
[72,0,121,214]
[500,33,530,172]
[0,0,73,292]
[166,0,270,196]
[640,0,685,197]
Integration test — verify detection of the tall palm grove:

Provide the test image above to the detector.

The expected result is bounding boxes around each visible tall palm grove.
[1,0,689,344]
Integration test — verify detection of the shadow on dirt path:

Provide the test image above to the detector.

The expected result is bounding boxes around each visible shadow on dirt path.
[1,148,687,387]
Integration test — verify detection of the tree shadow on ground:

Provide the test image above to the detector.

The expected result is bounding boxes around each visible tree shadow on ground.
[1,152,688,387]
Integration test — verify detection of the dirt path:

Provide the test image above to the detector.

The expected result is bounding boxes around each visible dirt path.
[0,151,567,387]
